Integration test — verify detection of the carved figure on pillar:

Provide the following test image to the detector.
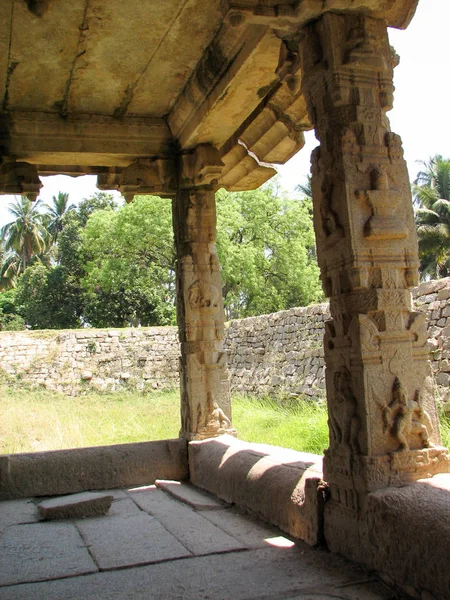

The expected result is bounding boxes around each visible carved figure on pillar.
[299,12,449,517]
[173,145,235,440]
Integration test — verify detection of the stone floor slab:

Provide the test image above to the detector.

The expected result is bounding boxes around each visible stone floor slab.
[0,499,38,534]
[155,479,227,510]
[38,491,113,520]
[0,545,411,600]
[128,486,245,555]
[0,522,97,586]
[201,508,285,549]
[76,512,191,570]
[107,497,143,518]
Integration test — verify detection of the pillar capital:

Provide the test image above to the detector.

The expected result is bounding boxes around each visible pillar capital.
[179,144,224,190]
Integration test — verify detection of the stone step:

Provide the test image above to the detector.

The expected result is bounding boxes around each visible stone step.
[155,479,227,510]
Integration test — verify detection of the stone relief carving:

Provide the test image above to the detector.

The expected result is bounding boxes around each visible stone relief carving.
[320,180,344,246]
[344,17,385,68]
[329,367,360,453]
[348,314,380,353]
[382,378,433,451]
[408,312,427,347]
[197,392,232,437]
[188,280,220,315]
[357,168,408,241]
[181,145,224,188]
[119,158,176,202]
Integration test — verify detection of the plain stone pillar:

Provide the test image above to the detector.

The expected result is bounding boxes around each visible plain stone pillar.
[300,12,449,547]
[173,148,235,440]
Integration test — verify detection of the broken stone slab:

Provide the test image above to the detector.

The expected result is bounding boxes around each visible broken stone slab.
[38,492,113,521]
[155,479,227,510]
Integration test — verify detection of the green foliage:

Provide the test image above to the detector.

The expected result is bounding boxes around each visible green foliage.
[414,155,450,279]
[0,196,50,289]
[0,180,322,329]
[15,263,82,330]
[43,192,76,241]
[216,182,322,319]
[0,289,25,330]
[81,196,176,327]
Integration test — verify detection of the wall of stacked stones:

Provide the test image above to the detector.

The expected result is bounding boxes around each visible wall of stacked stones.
[0,278,450,398]
[0,328,180,395]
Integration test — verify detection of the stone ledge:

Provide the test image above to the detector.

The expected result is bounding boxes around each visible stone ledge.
[324,473,450,600]
[188,435,325,546]
[0,439,188,500]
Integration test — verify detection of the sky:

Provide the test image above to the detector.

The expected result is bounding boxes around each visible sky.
[0,0,447,226]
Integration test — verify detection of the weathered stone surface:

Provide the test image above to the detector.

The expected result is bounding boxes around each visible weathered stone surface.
[2,280,450,398]
[0,522,97,586]
[173,181,235,441]
[0,439,188,500]
[155,480,226,510]
[38,492,113,521]
[346,474,450,600]
[0,543,404,600]
[76,513,191,570]
[0,498,38,534]
[128,485,245,555]
[189,435,325,546]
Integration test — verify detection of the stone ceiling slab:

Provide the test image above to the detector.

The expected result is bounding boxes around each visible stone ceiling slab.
[0,0,419,192]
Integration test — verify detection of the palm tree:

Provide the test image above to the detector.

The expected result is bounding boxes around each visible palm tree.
[414,155,450,279]
[295,175,312,200]
[0,196,49,288]
[44,192,75,240]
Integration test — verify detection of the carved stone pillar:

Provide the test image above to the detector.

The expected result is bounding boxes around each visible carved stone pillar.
[300,13,449,527]
[173,145,235,440]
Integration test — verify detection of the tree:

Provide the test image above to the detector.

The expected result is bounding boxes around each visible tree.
[414,155,450,279]
[15,263,82,330]
[216,181,322,319]
[43,192,75,240]
[80,196,176,327]
[295,174,313,201]
[0,196,50,288]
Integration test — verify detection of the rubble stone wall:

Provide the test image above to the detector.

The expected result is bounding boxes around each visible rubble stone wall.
[0,327,180,395]
[1,278,450,397]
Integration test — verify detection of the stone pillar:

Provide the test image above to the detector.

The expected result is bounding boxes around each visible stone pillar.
[300,13,449,543]
[173,145,236,440]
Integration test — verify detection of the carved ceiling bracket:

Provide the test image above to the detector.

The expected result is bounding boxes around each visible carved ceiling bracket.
[96,145,225,201]
[97,157,177,203]
[0,158,42,201]
[180,145,224,190]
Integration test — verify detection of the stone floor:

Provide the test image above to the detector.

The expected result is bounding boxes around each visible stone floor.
[0,481,413,600]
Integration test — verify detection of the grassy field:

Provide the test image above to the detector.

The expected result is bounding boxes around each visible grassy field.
[0,385,448,455]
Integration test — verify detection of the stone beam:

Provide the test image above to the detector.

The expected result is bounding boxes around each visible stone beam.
[0,111,173,171]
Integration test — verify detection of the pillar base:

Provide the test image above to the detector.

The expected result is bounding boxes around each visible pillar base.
[182,427,237,442]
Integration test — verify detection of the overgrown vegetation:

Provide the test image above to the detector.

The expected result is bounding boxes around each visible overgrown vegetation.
[2,386,448,456]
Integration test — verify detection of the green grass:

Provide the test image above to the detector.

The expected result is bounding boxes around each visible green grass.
[0,387,180,455]
[1,385,449,455]
[438,409,450,449]
[233,395,329,455]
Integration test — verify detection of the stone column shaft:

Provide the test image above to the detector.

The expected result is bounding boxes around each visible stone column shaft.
[299,13,449,515]
[173,146,235,440]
